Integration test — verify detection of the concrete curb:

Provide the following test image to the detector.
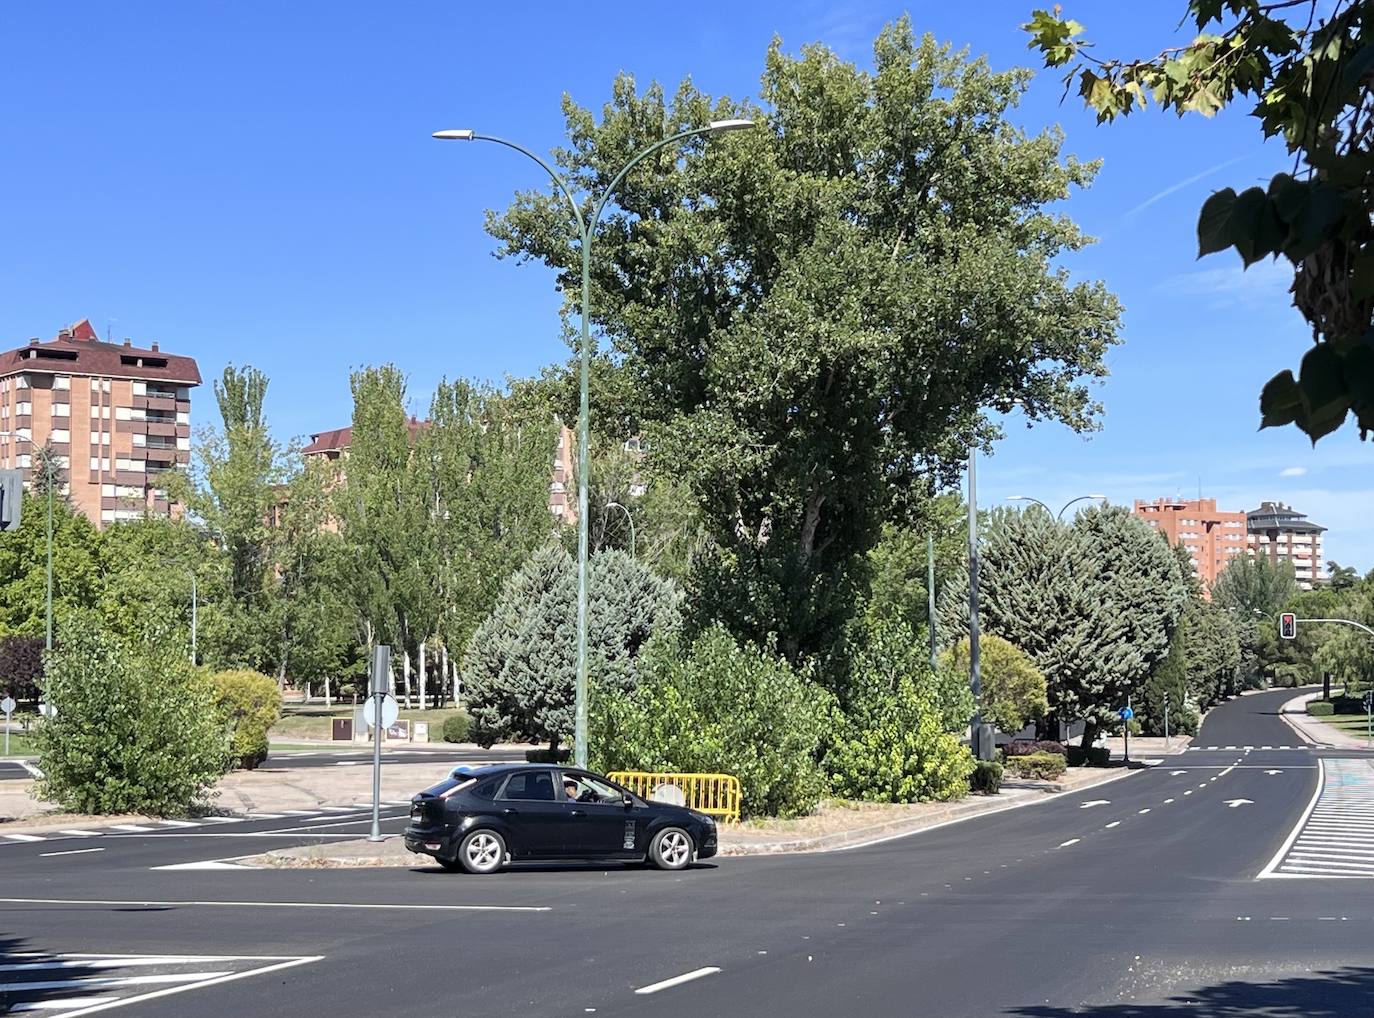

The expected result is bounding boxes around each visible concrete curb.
[1278,690,1338,748]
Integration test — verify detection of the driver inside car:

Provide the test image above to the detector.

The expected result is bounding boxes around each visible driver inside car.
[563,776,593,803]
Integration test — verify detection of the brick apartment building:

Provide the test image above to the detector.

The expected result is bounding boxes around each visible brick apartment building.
[0,319,198,527]
[1247,501,1327,589]
[1132,497,1252,588]
[301,420,578,522]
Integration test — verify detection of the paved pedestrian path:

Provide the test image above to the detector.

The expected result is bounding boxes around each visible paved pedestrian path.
[1262,757,1374,878]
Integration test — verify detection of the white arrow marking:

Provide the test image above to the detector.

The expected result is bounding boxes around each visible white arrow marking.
[1079,800,1111,809]
[1265,770,1283,775]
[1224,799,1254,808]
[1170,770,1187,776]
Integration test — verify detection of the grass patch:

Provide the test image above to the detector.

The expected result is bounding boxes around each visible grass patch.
[1,732,37,757]
[270,706,468,742]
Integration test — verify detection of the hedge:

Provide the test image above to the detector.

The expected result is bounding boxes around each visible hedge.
[1307,700,1335,716]
[1067,745,1112,767]
[969,760,1003,795]
[1004,752,1067,780]
[1005,739,1066,758]
[441,713,470,743]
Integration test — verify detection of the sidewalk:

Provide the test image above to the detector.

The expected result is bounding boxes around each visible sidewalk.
[1280,690,1369,749]
[241,760,1141,867]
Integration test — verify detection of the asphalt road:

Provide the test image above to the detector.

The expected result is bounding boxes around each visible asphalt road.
[4,687,1373,1017]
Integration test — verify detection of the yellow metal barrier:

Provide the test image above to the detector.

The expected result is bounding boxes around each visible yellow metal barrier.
[608,771,741,824]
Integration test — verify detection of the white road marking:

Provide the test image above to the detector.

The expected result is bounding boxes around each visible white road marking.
[1164,798,1175,804]
[107,825,153,833]
[0,896,552,912]
[12,994,122,1010]
[158,820,199,828]
[1170,770,1187,776]
[1104,821,1121,829]
[152,861,252,871]
[634,967,722,995]
[1138,809,1151,814]
[58,830,104,837]
[275,810,319,816]
[4,834,44,842]
[0,972,234,992]
[245,813,284,819]
[39,848,104,858]
[1079,800,1110,809]
[1057,839,1080,848]
[1224,799,1254,808]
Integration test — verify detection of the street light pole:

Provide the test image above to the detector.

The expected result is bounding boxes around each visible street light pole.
[927,531,937,674]
[606,500,636,558]
[968,447,985,760]
[44,459,53,651]
[435,119,756,769]
[190,572,197,665]
[1007,493,1108,522]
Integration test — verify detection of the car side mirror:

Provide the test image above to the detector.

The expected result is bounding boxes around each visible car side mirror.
[622,792,634,808]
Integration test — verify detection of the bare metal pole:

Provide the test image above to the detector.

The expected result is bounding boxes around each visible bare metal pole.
[968,446,985,760]
[927,531,937,673]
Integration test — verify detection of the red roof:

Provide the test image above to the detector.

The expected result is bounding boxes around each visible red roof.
[0,318,201,386]
[302,418,428,457]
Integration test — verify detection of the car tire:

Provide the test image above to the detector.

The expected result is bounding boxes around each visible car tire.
[457,829,506,875]
[648,826,694,871]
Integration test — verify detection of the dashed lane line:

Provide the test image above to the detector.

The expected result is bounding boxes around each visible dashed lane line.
[634,968,722,995]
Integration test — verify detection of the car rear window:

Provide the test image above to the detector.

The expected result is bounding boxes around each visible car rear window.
[470,777,501,800]
[500,771,555,801]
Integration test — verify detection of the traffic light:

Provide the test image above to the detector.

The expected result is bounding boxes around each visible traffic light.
[1279,612,1297,640]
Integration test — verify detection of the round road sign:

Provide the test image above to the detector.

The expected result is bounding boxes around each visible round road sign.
[1118,706,1134,721]
[38,702,57,719]
[362,693,399,730]
[0,696,14,715]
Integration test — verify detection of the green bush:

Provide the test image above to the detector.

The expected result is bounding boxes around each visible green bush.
[1004,752,1067,780]
[441,713,470,743]
[827,674,975,804]
[969,759,1003,795]
[1307,700,1335,716]
[590,626,831,819]
[1330,695,1363,715]
[1066,745,1112,767]
[34,617,229,815]
[209,670,282,770]
[939,634,1048,734]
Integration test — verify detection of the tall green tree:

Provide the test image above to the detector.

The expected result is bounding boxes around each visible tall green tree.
[1212,554,1300,687]
[488,19,1122,666]
[0,492,102,636]
[1026,1,1374,442]
[939,506,1188,748]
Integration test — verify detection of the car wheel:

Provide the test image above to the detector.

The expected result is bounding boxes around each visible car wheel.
[648,826,693,871]
[457,830,506,875]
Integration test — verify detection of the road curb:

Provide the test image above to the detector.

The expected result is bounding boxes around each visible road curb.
[1277,690,1341,748]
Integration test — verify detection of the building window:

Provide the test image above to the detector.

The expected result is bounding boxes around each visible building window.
[52,403,69,418]
[16,402,31,415]
[54,375,70,391]
[51,429,69,443]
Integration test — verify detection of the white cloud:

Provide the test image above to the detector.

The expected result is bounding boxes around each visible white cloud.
[1122,153,1257,220]
[1280,466,1307,477]
[1167,259,1294,309]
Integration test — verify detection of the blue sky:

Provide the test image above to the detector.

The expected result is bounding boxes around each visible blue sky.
[2,2,1368,567]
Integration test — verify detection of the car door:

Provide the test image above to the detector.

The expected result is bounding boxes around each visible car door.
[496,769,564,857]
[562,773,640,858]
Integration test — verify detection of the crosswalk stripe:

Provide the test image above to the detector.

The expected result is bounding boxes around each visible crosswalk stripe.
[1265,758,1374,879]
[0,971,234,992]
[4,834,44,843]
[58,830,103,837]
[158,820,199,828]
[107,824,153,832]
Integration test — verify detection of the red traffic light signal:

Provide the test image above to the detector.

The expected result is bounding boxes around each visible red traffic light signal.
[1279,612,1297,640]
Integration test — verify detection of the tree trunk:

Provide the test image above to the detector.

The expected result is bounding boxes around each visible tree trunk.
[418,640,427,712]
[324,673,332,710]
[401,651,412,710]
[277,658,288,693]
[442,644,450,707]
[1079,720,1099,756]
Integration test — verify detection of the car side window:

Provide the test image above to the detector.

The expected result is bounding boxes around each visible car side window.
[470,778,501,800]
[500,771,555,801]
[566,774,626,804]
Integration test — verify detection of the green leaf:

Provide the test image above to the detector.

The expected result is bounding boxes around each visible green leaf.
[1197,188,1237,257]
[1281,184,1348,262]
[1258,370,1302,429]
[1353,253,1374,300]
[1297,344,1351,442]
[1341,43,1374,92]
[1228,187,1284,266]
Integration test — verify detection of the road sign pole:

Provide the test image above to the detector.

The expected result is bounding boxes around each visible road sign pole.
[1367,694,1371,751]
[1163,692,1170,749]
[369,645,391,843]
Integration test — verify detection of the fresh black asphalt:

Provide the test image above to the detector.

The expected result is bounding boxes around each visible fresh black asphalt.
[4,687,1373,1016]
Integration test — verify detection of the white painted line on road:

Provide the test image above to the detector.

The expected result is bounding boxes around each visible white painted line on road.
[39,848,104,858]
[276,810,318,816]
[1223,799,1253,808]
[1258,757,1325,879]
[12,993,121,1009]
[5,834,45,843]
[634,967,721,995]
[1104,821,1121,829]
[158,820,199,828]
[1079,800,1110,809]
[1170,770,1186,776]
[1164,798,1175,804]
[0,897,553,912]
[1184,791,1193,796]
[152,861,253,871]
[107,825,153,833]
[0,972,233,992]
[1057,839,1080,848]
[334,761,363,766]
[58,830,103,838]
[1138,809,1151,814]
[197,817,240,824]
[40,954,323,1018]
[319,806,356,813]
[245,814,284,820]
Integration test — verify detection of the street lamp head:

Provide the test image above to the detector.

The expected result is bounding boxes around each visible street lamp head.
[707,118,756,133]
[432,129,475,141]
[1007,495,1027,501]
[1087,493,1107,500]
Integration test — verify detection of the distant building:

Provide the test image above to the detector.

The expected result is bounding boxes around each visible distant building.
[0,318,198,527]
[1132,497,1251,589]
[1247,501,1327,589]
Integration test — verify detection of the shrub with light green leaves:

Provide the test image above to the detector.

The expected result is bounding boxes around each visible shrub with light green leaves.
[209,670,282,769]
[34,616,229,815]
[827,674,975,803]
[1004,752,1067,780]
[1307,700,1335,716]
[590,626,831,819]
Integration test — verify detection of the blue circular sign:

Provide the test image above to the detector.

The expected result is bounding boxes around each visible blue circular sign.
[1118,706,1134,720]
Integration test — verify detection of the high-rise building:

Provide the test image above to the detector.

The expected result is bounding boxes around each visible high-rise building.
[1247,501,1327,589]
[1131,497,1251,589]
[0,318,198,527]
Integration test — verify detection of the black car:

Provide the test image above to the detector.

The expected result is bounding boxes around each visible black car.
[404,763,718,874]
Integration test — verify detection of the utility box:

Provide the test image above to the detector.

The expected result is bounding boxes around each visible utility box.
[386,719,410,742]
[412,721,429,744]
[331,717,353,742]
